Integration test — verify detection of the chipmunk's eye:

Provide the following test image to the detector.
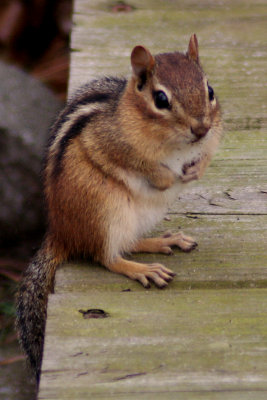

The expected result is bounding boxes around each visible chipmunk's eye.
[153,90,170,109]
[208,85,214,102]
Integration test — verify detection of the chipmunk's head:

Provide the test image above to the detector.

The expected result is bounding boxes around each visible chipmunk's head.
[130,35,221,147]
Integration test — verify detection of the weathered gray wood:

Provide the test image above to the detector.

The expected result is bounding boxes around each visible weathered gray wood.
[54,215,267,293]
[40,289,267,399]
[38,0,267,398]
[68,0,267,134]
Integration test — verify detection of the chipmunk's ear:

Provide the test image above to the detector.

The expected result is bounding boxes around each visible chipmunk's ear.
[187,34,199,63]
[131,46,155,87]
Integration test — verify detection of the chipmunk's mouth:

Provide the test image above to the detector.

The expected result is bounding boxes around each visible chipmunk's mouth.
[191,135,202,144]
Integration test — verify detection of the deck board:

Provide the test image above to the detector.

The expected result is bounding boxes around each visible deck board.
[39,289,267,399]
[38,0,267,398]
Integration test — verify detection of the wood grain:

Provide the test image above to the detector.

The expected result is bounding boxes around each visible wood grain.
[38,0,267,398]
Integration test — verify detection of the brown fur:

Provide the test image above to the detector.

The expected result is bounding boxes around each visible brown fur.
[16,35,223,382]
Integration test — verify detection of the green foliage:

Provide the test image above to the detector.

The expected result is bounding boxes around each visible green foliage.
[0,301,16,318]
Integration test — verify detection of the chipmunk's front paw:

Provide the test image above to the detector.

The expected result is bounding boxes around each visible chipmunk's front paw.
[181,160,201,183]
[181,155,211,183]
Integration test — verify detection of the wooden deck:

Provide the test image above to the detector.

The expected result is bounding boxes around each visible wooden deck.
[38,1,267,399]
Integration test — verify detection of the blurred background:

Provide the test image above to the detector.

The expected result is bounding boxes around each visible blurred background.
[0,1,72,398]
[0,0,71,99]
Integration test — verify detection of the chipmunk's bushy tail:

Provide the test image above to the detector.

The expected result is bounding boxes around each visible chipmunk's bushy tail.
[16,240,64,383]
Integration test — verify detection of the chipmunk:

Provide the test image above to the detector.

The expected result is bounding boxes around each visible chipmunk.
[16,34,222,383]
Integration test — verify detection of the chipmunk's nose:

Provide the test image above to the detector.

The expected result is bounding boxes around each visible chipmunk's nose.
[190,122,210,138]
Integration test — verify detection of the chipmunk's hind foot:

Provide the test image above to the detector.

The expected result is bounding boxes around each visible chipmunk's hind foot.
[133,231,197,255]
[162,231,198,253]
[107,257,175,288]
